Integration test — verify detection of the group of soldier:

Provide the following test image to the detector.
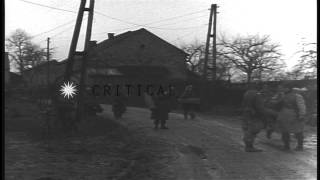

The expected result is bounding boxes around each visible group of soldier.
[242,82,307,152]
[50,78,308,153]
[143,82,308,153]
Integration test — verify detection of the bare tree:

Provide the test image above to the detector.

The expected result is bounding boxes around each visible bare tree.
[6,29,46,75]
[293,43,317,79]
[24,44,47,69]
[180,40,239,82]
[219,35,283,83]
[180,41,205,74]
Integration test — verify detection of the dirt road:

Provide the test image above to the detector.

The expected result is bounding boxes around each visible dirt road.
[100,105,317,180]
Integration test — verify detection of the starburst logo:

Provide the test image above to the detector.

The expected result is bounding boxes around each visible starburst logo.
[60,81,77,99]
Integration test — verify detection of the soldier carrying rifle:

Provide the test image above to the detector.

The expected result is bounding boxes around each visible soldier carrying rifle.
[241,83,278,152]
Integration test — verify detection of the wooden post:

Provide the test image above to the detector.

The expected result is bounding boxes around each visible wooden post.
[203,4,214,81]
[64,0,87,81]
[201,4,214,110]
[76,0,95,122]
[212,4,217,81]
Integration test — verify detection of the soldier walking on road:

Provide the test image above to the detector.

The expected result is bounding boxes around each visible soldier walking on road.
[241,84,277,152]
[179,85,197,120]
[112,91,127,119]
[153,90,171,130]
[264,85,285,139]
[276,83,307,151]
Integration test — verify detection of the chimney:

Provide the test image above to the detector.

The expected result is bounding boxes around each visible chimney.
[108,33,115,39]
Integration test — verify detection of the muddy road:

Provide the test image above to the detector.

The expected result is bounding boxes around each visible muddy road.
[100,105,317,180]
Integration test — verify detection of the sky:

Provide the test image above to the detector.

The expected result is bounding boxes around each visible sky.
[5,0,317,70]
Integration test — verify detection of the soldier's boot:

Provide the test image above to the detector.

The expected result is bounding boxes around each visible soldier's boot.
[244,142,263,152]
[281,133,291,151]
[294,133,304,151]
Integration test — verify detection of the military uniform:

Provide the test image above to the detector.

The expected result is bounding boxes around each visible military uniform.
[277,91,306,151]
[241,89,277,152]
[263,91,284,138]
[179,87,197,119]
[153,92,171,129]
[112,94,127,119]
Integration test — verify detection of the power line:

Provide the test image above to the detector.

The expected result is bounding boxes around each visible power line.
[95,9,208,29]
[34,24,75,44]
[92,24,207,39]
[142,9,208,26]
[17,0,77,14]
[31,19,76,39]
[149,14,208,27]
[93,13,207,36]
[33,16,89,44]
[45,0,76,14]
[17,0,208,34]
[95,11,143,27]
[93,11,208,35]
[172,30,201,43]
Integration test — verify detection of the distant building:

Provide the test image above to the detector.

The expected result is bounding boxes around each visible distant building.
[23,60,62,88]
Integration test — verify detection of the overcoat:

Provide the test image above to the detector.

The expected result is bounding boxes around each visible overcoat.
[276,92,306,133]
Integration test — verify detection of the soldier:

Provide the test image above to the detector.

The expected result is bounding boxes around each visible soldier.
[112,91,127,119]
[277,83,307,151]
[153,90,171,129]
[241,83,277,152]
[264,84,286,138]
[179,85,197,119]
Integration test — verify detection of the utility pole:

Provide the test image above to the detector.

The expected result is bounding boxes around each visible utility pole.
[64,0,87,81]
[76,0,95,122]
[203,4,217,81]
[54,0,95,130]
[203,4,214,81]
[212,4,217,81]
[201,4,218,110]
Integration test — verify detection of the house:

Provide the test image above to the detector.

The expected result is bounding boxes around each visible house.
[23,28,189,105]
[24,28,189,88]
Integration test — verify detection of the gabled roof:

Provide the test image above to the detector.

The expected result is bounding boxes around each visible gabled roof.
[95,28,188,56]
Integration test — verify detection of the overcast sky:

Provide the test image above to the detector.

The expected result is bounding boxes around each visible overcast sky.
[5,0,317,70]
